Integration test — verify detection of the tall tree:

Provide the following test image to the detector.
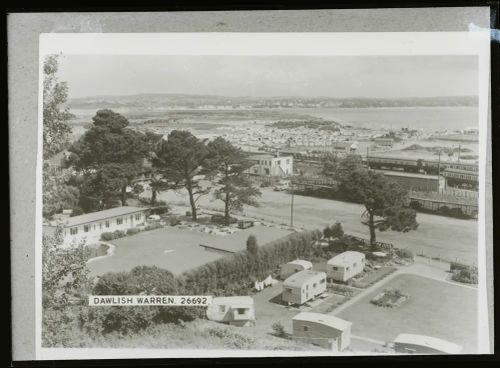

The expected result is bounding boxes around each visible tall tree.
[42,162,80,218]
[43,55,73,159]
[339,167,418,247]
[69,109,149,210]
[206,137,261,225]
[155,130,210,221]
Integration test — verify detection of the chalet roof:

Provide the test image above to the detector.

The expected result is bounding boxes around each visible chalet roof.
[285,259,313,269]
[293,312,352,331]
[283,270,326,288]
[61,206,146,227]
[327,251,365,267]
[394,333,463,354]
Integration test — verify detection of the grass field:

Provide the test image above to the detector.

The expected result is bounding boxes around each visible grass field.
[159,188,478,266]
[87,225,291,276]
[335,274,478,353]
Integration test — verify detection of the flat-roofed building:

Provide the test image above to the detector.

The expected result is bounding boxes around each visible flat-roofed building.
[280,259,313,280]
[206,296,256,327]
[375,170,445,192]
[394,333,463,355]
[247,152,293,177]
[326,251,365,282]
[45,206,147,247]
[292,312,352,351]
[282,270,327,305]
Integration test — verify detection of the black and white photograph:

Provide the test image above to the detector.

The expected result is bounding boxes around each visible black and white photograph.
[33,31,492,359]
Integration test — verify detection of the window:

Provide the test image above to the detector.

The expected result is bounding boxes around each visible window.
[320,278,326,283]
[219,305,226,313]
[84,225,90,232]
[99,223,102,229]
[303,326,309,332]
[70,227,78,235]
[105,221,110,228]
[135,213,142,221]
[116,217,123,225]
[333,267,338,271]
[237,308,246,315]
[313,283,317,288]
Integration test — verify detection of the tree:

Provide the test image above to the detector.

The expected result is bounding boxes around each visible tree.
[206,137,261,225]
[43,162,80,218]
[246,235,258,255]
[69,110,149,210]
[338,167,418,248]
[42,227,92,308]
[155,130,211,221]
[43,54,73,159]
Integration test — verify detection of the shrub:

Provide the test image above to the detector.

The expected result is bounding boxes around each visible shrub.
[126,227,141,236]
[150,205,170,215]
[271,322,287,338]
[211,214,237,225]
[395,248,414,260]
[246,235,258,255]
[100,232,114,241]
[452,267,478,284]
[145,222,163,231]
[323,222,344,239]
[168,217,180,227]
[113,230,126,239]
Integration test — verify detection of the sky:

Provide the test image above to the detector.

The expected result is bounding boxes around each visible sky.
[57,55,478,99]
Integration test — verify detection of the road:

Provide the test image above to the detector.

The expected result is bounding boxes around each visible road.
[155,187,478,265]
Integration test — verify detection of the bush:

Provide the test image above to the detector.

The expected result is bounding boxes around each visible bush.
[113,230,126,239]
[395,248,414,260]
[126,227,141,236]
[271,322,287,338]
[100,232,114,241]
[211,214,237,225]
[323,222,344,239]
[168,216,180,227]
[452,267,478,284]
[145,222,163,231]
[150,205,170,215]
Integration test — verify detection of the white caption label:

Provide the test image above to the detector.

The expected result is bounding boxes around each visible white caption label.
[89,295,213,306]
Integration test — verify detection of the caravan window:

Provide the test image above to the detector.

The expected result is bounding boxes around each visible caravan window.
[219,305,226,313]
[320,278,326,284]
[237,308,246,315]
[303,326,309,332]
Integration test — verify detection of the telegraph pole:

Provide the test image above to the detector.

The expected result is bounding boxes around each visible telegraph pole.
[290,180,294,227]
[437,149,442,193]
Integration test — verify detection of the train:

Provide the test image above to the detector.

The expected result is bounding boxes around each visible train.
[365,155,478,175]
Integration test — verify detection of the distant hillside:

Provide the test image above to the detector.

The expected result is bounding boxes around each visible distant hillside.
[69,93,478,110]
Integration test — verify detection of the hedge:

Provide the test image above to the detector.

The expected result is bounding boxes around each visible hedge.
[178,229,322,295]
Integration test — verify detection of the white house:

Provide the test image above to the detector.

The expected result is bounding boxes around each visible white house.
[326,251,365,282]
[280,259,313,280]
[206,296,256,327]
[46,206,147,247]
[393,333,463,355]
[292,312,352,351]
[247,153,293,177]
[282,270,327,305]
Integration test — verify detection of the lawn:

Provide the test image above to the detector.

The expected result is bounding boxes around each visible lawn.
[87,225,291,277]
[335,274,478,353]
